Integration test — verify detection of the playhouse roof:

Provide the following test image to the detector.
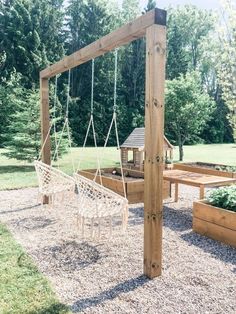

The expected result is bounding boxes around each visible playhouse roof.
[120,127,174,151]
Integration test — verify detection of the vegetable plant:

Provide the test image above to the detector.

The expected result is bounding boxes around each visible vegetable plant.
[207,186,236,212]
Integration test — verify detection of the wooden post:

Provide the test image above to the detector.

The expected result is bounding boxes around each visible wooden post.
[175,183,179,202]
[144,23,166,278]
[199,185,205,200]
[40,78,51,204]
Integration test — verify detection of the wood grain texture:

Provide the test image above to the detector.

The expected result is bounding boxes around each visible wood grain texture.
[144,24,166,278]
[163,170,236,187]
[193,201,236,247]
[193,201,236,231]
[78,168,170,204]
[40,78,51,204]
[193,217,236,248]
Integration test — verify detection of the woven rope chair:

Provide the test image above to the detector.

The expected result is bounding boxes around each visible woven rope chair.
[74,173,128,238]
[34,160,75,207]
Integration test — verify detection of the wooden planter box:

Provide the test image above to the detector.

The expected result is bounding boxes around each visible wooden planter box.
[193,200,236,247]
[174,162,236,178]
[78,167,170,204]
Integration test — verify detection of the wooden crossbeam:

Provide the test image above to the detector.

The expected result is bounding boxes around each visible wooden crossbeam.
[40,8,166,79]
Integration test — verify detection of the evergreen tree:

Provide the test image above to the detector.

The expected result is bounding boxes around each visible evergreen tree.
[0,73,21,147]
[0,0,64,87]
[65,0,117,145]
[3,88,69,162]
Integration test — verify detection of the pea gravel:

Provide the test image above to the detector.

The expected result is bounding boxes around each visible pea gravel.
[0,185,235,314]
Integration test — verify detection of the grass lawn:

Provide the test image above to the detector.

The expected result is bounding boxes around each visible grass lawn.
[0,143,235,190]
[0,223,70,314]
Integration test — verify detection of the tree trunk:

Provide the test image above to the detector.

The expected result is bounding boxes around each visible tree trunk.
[177,134,184,161]
[179,144,184,161]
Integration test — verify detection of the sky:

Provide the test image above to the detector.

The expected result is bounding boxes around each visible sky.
[118,0,220,11]
[155,0,219,10]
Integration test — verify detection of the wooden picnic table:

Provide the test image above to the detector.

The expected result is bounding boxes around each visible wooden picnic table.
[163,169,236,202]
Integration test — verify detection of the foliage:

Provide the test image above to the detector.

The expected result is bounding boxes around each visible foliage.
[0,223,70,313]
[207,186,236,212]
[64,0,118,145]
[0,0,64,87]
[3,89,69,162]
[167,5,215,79]
[165,71,215,160]
[214,165,236,173]
[0,73,21,147]
[217,0,236,142]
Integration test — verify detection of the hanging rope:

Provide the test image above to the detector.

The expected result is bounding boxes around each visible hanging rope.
[95,49,127,199]
[52,69,76,173]
[76,59,102,183]
[53,75,60,167]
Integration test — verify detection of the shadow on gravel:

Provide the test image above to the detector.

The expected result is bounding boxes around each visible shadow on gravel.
[10,216,55,230]
[128,205,193,232]
[181,231,236,268]
[0,204,41,215]
[128,207,144,226]
[41,241,102,273]
[71,275,149,313]
[163,205,192,232]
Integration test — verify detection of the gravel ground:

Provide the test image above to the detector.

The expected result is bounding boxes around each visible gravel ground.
[0,185,235,314]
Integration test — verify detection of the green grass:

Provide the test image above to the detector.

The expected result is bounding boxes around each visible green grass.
[173,143,236,165]
[0,144,235,190]
[0,147,118,190]
[0,223,70,314]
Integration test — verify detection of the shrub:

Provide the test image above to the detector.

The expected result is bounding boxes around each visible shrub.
[207,186,236,212]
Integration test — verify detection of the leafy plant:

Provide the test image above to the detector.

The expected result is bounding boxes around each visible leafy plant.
[215,165,236,172]
[207,186,236,212]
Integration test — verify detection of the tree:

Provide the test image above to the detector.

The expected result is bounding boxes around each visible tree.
[217,0,236,142]
[0,73,21,147]
[167,5,215,79]
[0,0,64,87]
[3,88,69,162]
[165,72,215,161]
[145,0,156,11]
[65,0,121,145]
[121,0,140,22]
[198,35,234,143]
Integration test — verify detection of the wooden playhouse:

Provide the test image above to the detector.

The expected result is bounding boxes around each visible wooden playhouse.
[120,127,174,171]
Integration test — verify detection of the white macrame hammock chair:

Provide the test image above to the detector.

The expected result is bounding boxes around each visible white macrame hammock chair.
[35,53,128,238]
[74,53,128,237]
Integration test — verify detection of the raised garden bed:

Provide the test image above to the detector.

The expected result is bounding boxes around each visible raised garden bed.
[193,200,236,247]
[174,162,236,178]
[78,167,170,204]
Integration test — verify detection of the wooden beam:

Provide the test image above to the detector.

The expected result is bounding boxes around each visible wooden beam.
[40,78,51,204]
[40,8,166,79]
[144,24,166,278]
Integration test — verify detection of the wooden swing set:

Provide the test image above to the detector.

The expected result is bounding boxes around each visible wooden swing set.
[39,8,167,279]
